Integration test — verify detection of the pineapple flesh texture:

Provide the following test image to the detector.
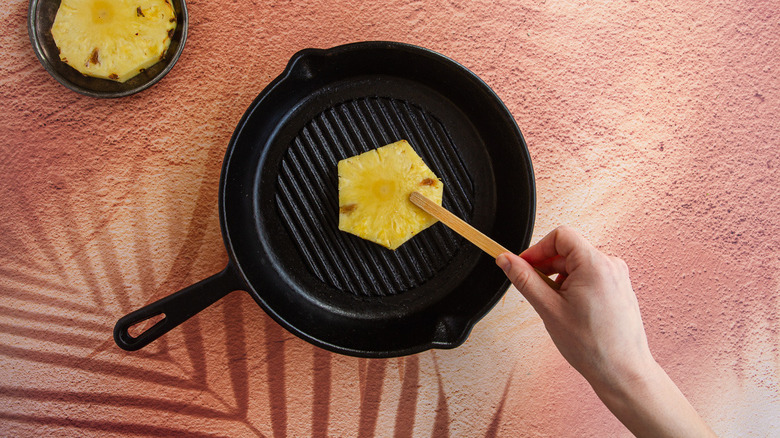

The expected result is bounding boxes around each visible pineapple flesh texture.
[51,0,176,83]
[338,140,444,250]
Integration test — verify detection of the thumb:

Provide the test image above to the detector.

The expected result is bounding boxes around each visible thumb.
[496,252,558,314]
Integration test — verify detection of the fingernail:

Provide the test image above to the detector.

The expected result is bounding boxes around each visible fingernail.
[496,254,510,271]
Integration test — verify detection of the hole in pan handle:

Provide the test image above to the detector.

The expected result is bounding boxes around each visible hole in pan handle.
[113,264,243,351]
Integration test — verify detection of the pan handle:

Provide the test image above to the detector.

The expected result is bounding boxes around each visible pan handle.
[113,264,242,351]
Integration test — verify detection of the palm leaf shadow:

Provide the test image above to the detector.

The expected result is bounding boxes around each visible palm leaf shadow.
[0,140,272,435]
[484,366,516,438]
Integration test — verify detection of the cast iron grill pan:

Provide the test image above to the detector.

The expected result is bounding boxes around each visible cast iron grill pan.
[276,96,475,297]
[114,42,536,358]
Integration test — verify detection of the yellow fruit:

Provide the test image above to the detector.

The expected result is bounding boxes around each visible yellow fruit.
[338,140,444,250]
[51,0,176,83]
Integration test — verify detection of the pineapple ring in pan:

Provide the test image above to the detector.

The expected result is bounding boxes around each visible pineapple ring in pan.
[338,140,444,250]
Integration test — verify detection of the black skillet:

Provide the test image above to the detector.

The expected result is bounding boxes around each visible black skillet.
[113,41,536,358]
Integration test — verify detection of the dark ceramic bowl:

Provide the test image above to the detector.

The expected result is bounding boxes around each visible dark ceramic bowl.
[27,0,188,98]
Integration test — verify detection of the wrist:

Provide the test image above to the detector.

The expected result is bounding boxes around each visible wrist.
[587,353,663,413]
[588,358,665,436]
[587,357,715,437]
[583,351,666,396]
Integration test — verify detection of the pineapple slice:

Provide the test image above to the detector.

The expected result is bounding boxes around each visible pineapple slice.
[338,140,444,250]
[51,0,176,83]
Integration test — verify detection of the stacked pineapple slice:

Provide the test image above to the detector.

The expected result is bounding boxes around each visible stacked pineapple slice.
[51,0,177,82]
[338,140,443,250]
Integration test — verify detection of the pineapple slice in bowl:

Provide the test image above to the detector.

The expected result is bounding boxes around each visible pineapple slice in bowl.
[51,0,177,83]
[338,140,444,250]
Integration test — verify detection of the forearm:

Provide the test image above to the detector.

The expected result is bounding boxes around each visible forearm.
[589,360,717,438]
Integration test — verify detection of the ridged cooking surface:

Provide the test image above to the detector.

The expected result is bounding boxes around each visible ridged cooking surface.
[275,97,474,296]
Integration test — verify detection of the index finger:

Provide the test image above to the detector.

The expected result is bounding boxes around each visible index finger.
[520,226,589,265]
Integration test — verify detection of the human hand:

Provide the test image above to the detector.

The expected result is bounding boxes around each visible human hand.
[496,225,654,387]
[496,226,716,437]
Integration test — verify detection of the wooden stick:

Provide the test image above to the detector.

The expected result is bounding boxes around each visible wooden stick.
[410,192,560,290]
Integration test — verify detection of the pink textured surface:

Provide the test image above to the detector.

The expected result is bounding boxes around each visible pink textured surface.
[2,0,779,436]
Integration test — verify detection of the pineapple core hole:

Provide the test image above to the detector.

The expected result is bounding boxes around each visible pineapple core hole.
[92,1,114,23]
[372,179,398,201]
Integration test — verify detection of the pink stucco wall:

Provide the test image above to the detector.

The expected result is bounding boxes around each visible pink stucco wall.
[1,0,778,436]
